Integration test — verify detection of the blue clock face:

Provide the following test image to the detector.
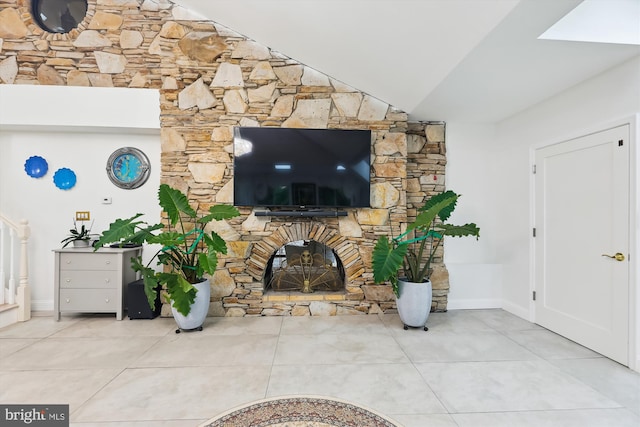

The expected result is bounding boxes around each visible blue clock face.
[113,153,143,183]
[107,147,150,189]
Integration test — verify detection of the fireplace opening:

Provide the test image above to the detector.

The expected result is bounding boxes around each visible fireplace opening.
[264,240,345,293]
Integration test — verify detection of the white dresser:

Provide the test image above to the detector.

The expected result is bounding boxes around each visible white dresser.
[53,246,142,320]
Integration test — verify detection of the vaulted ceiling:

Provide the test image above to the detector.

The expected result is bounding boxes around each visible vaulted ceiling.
[171,0,640,123]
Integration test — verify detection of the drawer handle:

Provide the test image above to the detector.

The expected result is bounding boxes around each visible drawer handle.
[105,298,110,303]
[65,298,70,303]
[66,260,71,264]
[105,279,110,283]
[105,261,111,265]
[66,279,71,283]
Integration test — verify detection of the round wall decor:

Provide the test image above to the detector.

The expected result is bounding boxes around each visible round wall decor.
[24,155,49,178]
[106,147,150,189]
[53,167,77,190]
[31,0,88,34]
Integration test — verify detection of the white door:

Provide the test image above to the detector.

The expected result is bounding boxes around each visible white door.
[534,125,630,365]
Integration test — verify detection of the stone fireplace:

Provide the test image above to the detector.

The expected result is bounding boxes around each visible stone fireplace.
[0,0,449,316]
[214,219,375,317]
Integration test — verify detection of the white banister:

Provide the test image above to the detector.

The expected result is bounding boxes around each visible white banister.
[17,219,31,321]
[0,221,5,305]
[8,227,16,304]
[0,213,31,322]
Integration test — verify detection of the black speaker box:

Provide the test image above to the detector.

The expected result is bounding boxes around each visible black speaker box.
[128,279,162,319]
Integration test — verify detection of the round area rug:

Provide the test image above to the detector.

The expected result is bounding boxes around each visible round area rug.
[199,396,401,427]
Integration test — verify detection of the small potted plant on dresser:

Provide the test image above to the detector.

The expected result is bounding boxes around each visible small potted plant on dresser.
[94,184,240,332]
[372,190,480,330]
[61,219,94,248]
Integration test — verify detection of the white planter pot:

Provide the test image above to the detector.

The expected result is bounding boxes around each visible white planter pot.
[396,279,432,330]
[171,278,210,332]
[72,240,91,248]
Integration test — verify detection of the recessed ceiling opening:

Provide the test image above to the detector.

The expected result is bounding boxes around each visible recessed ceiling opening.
[539,0,640,46]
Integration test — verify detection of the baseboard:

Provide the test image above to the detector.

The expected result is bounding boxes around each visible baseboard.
[31,310,54,317]
[447,298,502,310]
[0,304,18,329]
[31,300,53,312]
[500,300,531,321]
[448,299,532,322]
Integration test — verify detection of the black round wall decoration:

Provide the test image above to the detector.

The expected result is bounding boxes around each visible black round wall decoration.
[32,0,88,33]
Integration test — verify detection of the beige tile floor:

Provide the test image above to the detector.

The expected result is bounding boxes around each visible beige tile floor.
[0,309,639,427]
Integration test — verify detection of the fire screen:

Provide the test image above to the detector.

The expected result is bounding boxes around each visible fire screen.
[265,240,344,293]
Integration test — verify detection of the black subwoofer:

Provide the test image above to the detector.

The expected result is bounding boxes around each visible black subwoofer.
[128,279,161,319]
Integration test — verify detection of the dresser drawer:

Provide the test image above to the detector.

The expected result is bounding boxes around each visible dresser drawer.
[59,289,118,311]
[59,270,119,289]
[59,253,119,271]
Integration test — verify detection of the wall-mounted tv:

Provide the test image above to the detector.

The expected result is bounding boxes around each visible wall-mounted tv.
[233,127,371,208]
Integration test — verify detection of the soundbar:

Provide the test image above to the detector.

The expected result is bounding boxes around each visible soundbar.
[254,210,348,217]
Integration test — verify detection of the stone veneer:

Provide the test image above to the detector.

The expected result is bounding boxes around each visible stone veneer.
[0,0,448,315]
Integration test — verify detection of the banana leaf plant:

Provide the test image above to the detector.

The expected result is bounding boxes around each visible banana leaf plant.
[372,190,479,296]
[94,184,240,316]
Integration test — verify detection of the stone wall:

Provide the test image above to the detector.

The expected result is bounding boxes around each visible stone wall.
[0,0,449,314]
[406,121,448,311]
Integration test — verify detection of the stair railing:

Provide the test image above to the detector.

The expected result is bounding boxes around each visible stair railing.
[0,213,31,321]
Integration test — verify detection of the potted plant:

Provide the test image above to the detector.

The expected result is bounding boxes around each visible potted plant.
[61,219,94,248]
[372,190,479,330]
[94,184,240,332]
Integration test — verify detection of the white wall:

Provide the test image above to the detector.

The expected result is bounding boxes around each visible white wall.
[0,86,161,312]
[447,54,640,368]
[497,55,640,370]
[0,85,160,129]
[496,54,640,316]
[445,123,503,309]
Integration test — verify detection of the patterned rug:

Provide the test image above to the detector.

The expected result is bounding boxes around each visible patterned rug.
[199,396,401,427]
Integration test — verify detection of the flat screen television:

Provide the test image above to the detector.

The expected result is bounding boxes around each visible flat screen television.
[233,127,371,208]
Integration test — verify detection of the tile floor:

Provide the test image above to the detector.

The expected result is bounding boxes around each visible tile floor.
[0,309,639,427]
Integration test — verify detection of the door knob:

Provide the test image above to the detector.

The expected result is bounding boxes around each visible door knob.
[602,253,625,261]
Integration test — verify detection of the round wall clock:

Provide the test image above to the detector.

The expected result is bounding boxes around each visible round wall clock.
[106,147,151,189]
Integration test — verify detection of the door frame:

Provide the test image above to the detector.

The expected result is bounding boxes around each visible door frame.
[529,115,639,372]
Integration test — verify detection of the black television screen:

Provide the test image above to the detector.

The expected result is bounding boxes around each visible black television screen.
[233,127,371,208]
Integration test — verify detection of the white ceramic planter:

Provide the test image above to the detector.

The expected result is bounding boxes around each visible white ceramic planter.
[72,240,91,248]
[171,278,210,332]
[396,279,432,330]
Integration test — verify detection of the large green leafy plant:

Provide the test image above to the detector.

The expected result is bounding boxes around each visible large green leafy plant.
[94,184,240,315]
[372,190,479,296]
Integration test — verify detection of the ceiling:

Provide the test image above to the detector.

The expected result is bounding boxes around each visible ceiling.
[170,0,640,123]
